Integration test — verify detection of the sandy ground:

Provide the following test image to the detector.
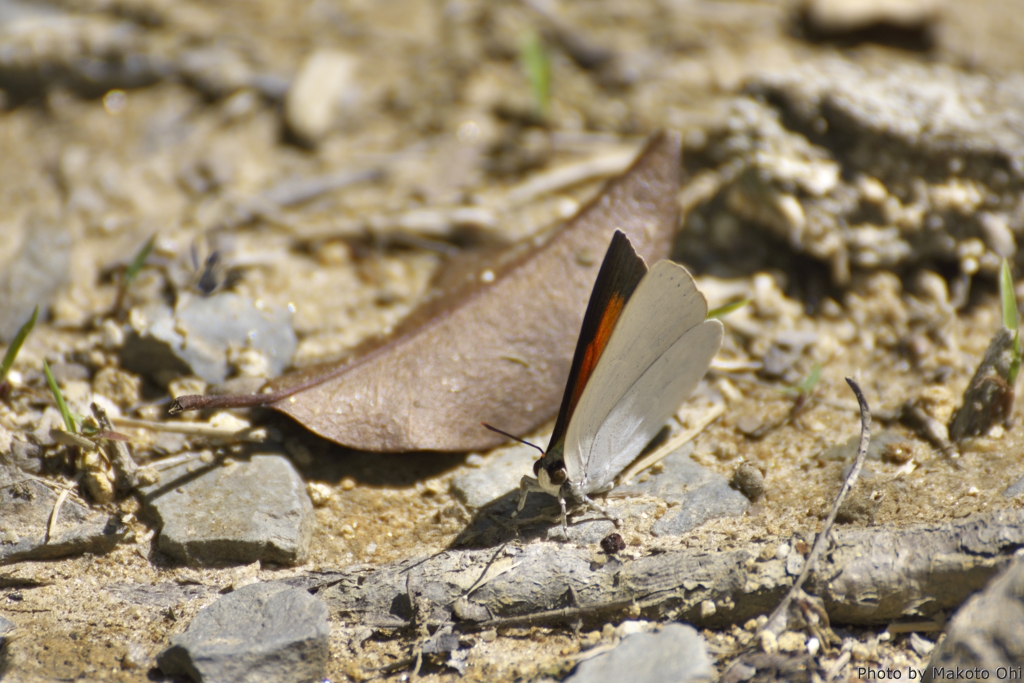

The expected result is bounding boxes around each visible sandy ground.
[2,0,1024,681]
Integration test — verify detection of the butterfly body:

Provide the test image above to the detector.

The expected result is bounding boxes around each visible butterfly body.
[516,230,723,536]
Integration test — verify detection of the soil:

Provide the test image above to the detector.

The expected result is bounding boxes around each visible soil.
[1,0,1023,681]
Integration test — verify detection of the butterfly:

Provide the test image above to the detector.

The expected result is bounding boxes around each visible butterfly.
[489,230,723,537]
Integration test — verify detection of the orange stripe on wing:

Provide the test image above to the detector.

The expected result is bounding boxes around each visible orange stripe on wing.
[563,291,626,419]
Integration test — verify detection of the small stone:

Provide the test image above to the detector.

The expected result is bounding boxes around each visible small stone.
[925,555,1024,672]
[340,477,356,491]
[121,642,148,670]
[777,630,807,653]
[1,461,127,563]
[700,600,717,618]
[100,319,126,350]
[285,50,361,146]
[157,582,329,683]
[909,632,934,656]
[803,0,938,37]
[141,454,315,567]
[731,462,765,501]
[566,624,712,683]
[616,621,648,637]
[480,629,497,643]
[450,442,537,508]
[121,293,296,385]
[758,630,778,654]
[92,367,142,409]
[0,614,15,646]
[307,482,333,507]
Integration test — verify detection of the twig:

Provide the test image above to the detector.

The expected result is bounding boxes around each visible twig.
[46,488,70,544]
[501,147,639,207]
[113,416,268,442]
[760,377,872,636]
[618,401,725,484]
[92,403,139,490]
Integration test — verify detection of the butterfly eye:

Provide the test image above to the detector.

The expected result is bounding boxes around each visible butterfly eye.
[547,466,567,486]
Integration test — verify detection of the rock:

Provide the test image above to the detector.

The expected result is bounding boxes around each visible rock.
[142,454,315,567]
[121,292,297,385]
[284,49,360,146]
[565,623,714,683]
[5,439,43,474]
[157,582,330,683]
[0,462,127,564]
[924,555,1024,681]
[0,214,71,343]
[949,327,1016,441]
[1003,476,1024,499]
[0,614,15,646]
[615,446,750,537]
[450,442,538,509]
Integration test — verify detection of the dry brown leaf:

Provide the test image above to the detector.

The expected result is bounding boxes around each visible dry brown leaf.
[172,131,682,452]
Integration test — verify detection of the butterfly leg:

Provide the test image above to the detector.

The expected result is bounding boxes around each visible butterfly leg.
[578,494,622,528]
[558,493,569,539]
[513,475,544,518]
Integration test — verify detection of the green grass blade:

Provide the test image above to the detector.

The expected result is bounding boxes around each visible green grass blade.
[122,234,156,289]
[0,305,38,383]
[781,363,822,396]
[797,363,822,395]
[1001,259,1019,332]
[519,30,550,119]
[707,298,750,320]
[43,360,77,433]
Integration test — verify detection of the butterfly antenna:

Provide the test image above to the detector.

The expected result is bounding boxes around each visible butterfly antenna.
[481,423,545,455]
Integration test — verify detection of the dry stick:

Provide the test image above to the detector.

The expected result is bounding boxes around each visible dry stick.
[46,488,70,544]
[760,377,872,637]
[113,416,268,442]
[92,403,139,490]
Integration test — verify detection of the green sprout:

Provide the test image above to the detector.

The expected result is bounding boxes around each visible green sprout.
[707,298,750,320]
[43,360,77,433]
[114,234,156,314]
[0,305,37,386]
[519,29,551,119]
[781,363,822,398]
[1001,258,1022,385]
[123,234,156,290]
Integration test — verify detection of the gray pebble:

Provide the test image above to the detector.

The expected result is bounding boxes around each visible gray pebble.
[618,447,750,537]
[566,623,713,683]
[0,215,71,343]
[1003,476,1024,499]
[7,439,42,474]
[157,582,330,683]
[0,461,127,564]
[0,614,14,643]
[121,292,296,384]
[925,555,1024,680]
[142,454,314,567]
[450,443,537,509]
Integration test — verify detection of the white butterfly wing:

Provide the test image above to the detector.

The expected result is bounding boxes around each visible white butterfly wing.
[562,260,723,494]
